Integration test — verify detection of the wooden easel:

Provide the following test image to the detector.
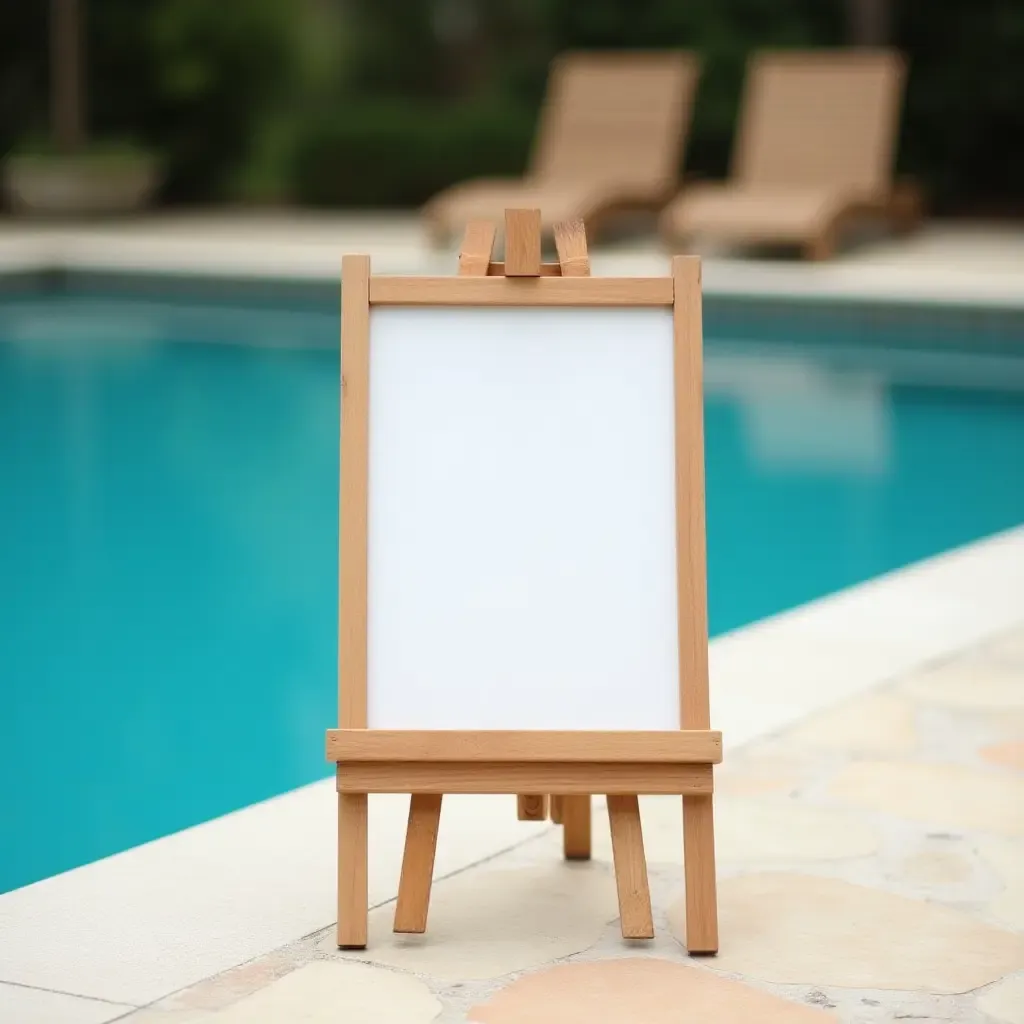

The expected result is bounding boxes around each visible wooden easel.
[330,209,720,952]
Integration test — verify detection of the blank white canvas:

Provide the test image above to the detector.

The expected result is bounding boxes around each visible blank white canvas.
[365,306,680,731]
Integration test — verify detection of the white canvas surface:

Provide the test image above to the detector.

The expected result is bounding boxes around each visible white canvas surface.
[365,306,680,730]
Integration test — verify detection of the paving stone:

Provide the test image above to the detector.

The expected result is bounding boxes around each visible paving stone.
[781,693,918,756]
[467,957,836,1023]
[0,984,133,1024]
[828,760,1024,836]
[981,741,1024,772]
[977,973,1024,1024]
[896,848,972,886]
[324,864,619,982]
[153,961,440,1023]
[716,754,806,797]
[590,795,878,865]
[667,873,1024,993]
[901,659,1024,711]
[979,838,1024,932]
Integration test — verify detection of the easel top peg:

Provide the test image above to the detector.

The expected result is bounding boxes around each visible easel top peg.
[459,210,592,280]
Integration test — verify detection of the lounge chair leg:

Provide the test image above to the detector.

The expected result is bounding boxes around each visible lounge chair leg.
[805,230,835,261]
[890,182,923,235]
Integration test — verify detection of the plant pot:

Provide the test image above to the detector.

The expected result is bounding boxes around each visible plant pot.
[2,154,161,216]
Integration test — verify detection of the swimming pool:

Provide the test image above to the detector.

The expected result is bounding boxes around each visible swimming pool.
[2,284,1023,894]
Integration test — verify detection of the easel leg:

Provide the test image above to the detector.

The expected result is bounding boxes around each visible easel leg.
[517,794,548,820]
[337,792,368,948]
[606,795,654,939]
[394,794,442,933]
[561,795,591,860]
[549,796,564,824]
[682,794,719,954]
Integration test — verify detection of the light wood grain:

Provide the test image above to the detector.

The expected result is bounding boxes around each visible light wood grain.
[674,258,711,733]
[487,261,561,276]
[458,221,496,275]
[682,793,718,952]
[673,254,719,955]
[553,219,591,276]
[550,218,593,860]
[336,762,713,795]
[561,796,592,860]
[337,792,368,947]
[516,794,549,820]
[336,254,371,950]
[504,208,542,276]
[393,794,442,933]
[328,729,722,763]
[607,795,654,939]
[549,795,564,824]
[368,275,673,306]
[339,255,371,730]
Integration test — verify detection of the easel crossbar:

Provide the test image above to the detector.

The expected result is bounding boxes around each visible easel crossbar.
[367,275,673,306]
[335,761,714,795]
[327,729,722,764]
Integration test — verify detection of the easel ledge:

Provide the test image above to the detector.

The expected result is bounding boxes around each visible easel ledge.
[328,729,721,794]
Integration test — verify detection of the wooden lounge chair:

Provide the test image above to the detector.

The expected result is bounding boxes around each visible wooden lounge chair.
[423,52,700,246]
[661,50,922,260]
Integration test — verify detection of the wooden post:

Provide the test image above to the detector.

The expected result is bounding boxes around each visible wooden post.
[607,795,654,938]
[337,254,371,948]
[504,208,542,276]
[552,217,593,861]
[673,256,719,954]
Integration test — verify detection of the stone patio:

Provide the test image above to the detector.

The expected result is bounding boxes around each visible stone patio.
[113,624,1024,1023]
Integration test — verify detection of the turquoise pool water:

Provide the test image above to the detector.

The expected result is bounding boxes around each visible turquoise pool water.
[2,289,1023,894]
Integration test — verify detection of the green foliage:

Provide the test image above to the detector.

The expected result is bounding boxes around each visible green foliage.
[291,100,535,207]
[145,0,298,200]
[1,0,1022,211]
[896,0,1024,210]
[11,137,154,168]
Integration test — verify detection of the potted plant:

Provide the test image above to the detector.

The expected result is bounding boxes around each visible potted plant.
[2,0,160,215]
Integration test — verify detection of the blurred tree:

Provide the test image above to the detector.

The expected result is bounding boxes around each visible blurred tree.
[3,0,1023,211]
[0,3,46,157]
[145,0,298,199]
[51,0,85,152]
[844,0,889,45]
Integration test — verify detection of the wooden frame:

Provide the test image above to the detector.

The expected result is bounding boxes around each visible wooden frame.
[332,209,720,952]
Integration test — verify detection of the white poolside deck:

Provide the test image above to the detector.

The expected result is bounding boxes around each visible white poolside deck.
[0,213,1022,1023]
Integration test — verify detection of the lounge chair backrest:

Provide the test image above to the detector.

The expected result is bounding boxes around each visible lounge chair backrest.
[530,52,699,191]
[733,51,906,193]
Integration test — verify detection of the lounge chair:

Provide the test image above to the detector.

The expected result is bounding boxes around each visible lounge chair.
[660,50,922,260]
[423,51,700,245]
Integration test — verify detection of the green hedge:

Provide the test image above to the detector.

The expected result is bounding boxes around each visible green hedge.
[290,101,536,207]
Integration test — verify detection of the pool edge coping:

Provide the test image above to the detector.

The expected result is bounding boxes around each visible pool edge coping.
[2,238,1024,313]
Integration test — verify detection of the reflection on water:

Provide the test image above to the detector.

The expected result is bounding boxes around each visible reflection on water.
[2,294,1024,893]
[706,352,890,474]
